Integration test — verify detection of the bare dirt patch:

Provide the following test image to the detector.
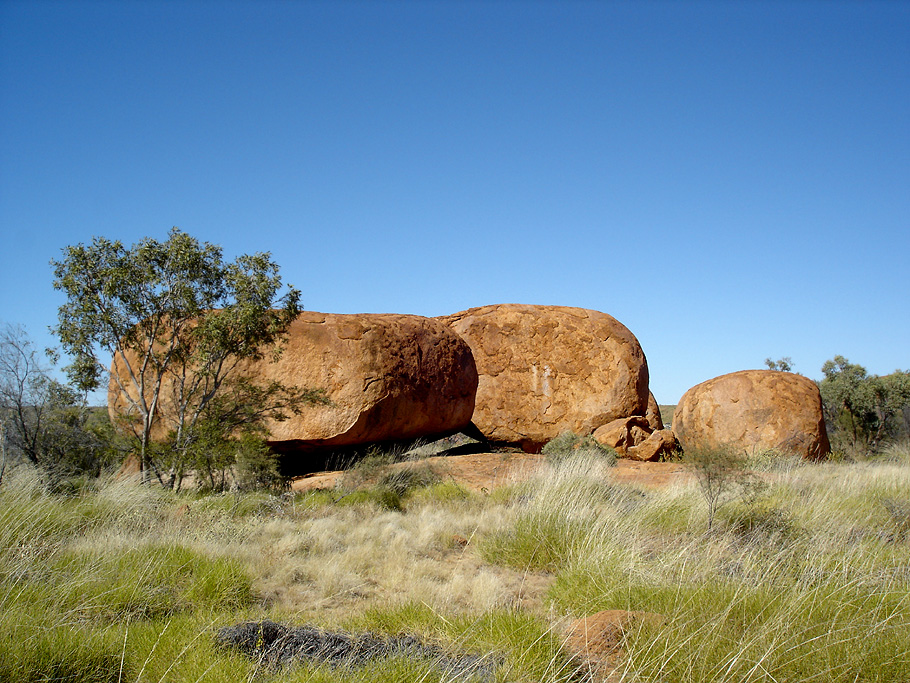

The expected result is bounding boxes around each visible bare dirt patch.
[291,453,693,493]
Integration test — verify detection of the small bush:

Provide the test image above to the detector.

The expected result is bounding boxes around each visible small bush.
[376,464,440,497]
[722,502,800,543]
[541,431,617,465]
[234,436,288,492]
[686,445,765,530]
[881,497,910,540]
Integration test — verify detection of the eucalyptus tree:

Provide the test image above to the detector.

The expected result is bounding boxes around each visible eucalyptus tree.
[819,356,910,453]
[0,323,56,469]
[0,323,113,484]
[51,228,314,484]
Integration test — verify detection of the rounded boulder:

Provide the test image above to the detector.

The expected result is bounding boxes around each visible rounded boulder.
[438,304,650,451]
[672,370,830,459]
[109,312,478,451]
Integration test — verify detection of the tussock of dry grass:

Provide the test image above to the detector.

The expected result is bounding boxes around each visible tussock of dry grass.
[3,445,910,681]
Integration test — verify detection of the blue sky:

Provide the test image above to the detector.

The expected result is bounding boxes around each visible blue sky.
[1,0,907,404]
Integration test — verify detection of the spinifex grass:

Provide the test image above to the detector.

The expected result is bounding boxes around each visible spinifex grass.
[484,452,910,682]
[2,444,910,682]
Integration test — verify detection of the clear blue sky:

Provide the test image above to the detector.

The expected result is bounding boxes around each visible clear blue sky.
[1,0,907,404]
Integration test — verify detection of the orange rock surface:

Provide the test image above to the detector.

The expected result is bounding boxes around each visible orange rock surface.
[646,391,664,430]
[439,304,650,451]
[672,369,830,459]
[563,609,665,679]
[109,312,478,451]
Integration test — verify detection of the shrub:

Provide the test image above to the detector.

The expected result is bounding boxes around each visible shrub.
[541,431,617,465]
[819,356,910,454]
[376,464,440,497]
[686,445,765,530]
[722,501,800,543]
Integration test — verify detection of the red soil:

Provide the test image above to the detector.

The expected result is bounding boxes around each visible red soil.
[290,452,693,493]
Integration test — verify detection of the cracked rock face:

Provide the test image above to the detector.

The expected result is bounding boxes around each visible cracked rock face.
[672,370,830,459]
[109,312,478,452]
[438,304,650,452]
[646,391,664,430]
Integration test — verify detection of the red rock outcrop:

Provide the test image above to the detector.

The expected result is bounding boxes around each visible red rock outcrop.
[109,312,478,451]
[593,416,652,452]
[625,429,679,462]
[438,304,650,451]
[646,391,664,430]
[672,370,830,459]
[592,417,679,461]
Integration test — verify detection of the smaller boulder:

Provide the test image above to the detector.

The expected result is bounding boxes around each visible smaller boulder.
[625,429,679,462]
[592,417,677,461]
[673,370,830,459]
[593,416,651,451]
[564,610,664,677]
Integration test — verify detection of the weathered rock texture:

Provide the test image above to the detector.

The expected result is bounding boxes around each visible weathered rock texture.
[109,312,478,451]
[672,370,830,459]
[592,418,679,461]
[439,304,649,451]
[646,392,664,430]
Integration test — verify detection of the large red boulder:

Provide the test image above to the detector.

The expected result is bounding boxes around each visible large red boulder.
[109,312,478,451]
[672,370,830,459]
[438,304,650,451]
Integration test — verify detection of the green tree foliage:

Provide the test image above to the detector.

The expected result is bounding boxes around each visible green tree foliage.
[764,357,794,372]
[0,323,119,485]
[686,446,765,530]
[819,356,910,453]
[51,228,323,486]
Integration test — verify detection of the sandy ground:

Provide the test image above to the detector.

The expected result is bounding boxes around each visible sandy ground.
[290,452,694,493]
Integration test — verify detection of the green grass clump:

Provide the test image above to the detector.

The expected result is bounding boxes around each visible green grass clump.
[0,623,125,683]
[481,451,645,570]
[542,430,617,465]
[50,544,252,619]
[347,602,578,681]
[336,486,404,511]
[408,479,472,505]
[377,463,440,496]
[335,460,444,511]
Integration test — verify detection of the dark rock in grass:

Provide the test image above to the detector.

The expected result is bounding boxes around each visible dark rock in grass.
[216,620,499,680]
[402,430,487,459]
